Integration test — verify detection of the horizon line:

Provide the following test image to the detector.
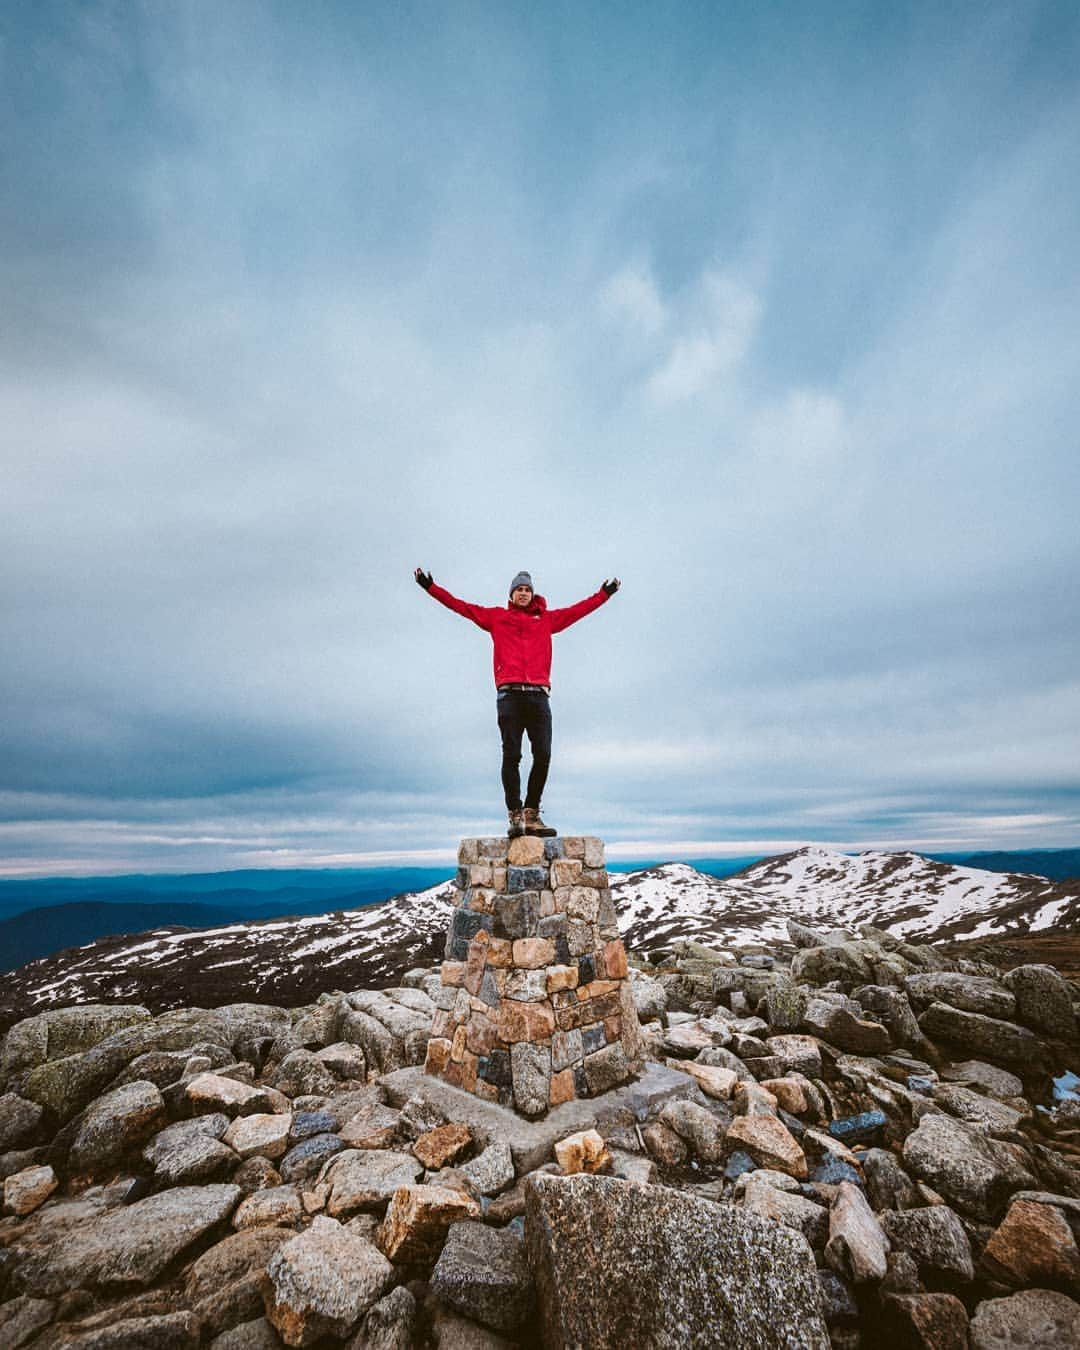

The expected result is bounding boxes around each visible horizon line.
[2,837,1077,882]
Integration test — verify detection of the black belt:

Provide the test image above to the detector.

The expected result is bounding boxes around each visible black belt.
[498,683,550,694]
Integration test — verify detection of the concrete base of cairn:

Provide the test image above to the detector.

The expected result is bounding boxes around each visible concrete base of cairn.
[423,834,644,1118]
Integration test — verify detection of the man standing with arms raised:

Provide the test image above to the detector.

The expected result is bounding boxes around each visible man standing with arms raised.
[414,568,620,837]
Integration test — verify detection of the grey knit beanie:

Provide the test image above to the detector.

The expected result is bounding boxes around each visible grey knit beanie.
[510,571,533,595]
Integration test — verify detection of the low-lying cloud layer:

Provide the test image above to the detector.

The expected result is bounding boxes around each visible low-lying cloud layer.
[3,3,1079,874]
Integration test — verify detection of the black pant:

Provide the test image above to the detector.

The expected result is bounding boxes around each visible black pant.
[497,688,552,811]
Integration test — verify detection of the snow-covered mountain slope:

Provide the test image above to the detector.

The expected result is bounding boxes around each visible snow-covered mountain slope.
[613,846,1080,953]
[0,880,457,1027]
[3,847,1078,1025]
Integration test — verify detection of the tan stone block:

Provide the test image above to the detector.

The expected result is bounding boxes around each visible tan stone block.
[490,864,507,891]
[459,1051,478,1093]
[478,837,509,860]
[458,838,480,865]
[301,1186,328,1215]
[563,836,586,858]
[430,1010,452,1040]
[759,1077,810,1115]
[556,991,620,1031]
[601,939,628,980]
[468,861,493,887]
[982,1198,1080,1289]
[579,867,608,888]
[467,887,496,914]
[552,887,572,913]
[565,887,599,923]
[513,937,557,969]
[551,989,578,1010]
[3,1164,58,1217]
[675,1060,738,1100]
[508,835,547,866]
[583,979,619,998]
[468,995,490,1014]
[539,889,556,917]
[549,1069,576,1106]
[583,836,605,867]
[465,1012,498,1058]
[464,935,490,996]
[643,1121,688,1167]
[441,961,466,988]
[551,858,583,887]
[603,1017,622,1043]
[451,1025,468,1062]
[474,1079,499,1103]
[498,1000,555,1043]
[555,1128,612,1176]
[725,1114,807,1179]
[339,1103,400,1149]
[424,1038,452,1074]
[413,1122,472,1170]
[486,937,514,967]
[546,964,580,993]
[492,968,509,994]
[376,1184,482,1264]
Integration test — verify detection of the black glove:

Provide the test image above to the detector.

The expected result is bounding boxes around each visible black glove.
[602,577,620,596]
[414,567,433,590]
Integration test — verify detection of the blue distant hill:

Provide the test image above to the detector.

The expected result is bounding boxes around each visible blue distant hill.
[929,849,1080,882]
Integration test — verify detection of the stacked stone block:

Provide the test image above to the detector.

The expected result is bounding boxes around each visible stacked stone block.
[424,834,643,1117]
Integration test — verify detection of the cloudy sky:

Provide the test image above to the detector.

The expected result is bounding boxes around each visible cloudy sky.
[4,2,1080,876]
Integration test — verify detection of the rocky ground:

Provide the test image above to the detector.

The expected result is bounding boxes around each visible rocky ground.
[2,918,1080,1347]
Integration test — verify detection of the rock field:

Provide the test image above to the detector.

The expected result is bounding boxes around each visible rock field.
[2,906,1080,1347]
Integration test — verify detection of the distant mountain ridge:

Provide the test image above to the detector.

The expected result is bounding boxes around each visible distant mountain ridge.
[4,848,1077,972]
[933,848,1080,882]
[0,871,453,970]
[3,845,1079,1030]
[615,846,1080,952]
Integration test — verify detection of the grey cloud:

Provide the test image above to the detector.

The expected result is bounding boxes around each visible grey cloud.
[3,3,1080,872]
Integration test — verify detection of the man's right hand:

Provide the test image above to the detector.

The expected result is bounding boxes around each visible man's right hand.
[414,567,433,590]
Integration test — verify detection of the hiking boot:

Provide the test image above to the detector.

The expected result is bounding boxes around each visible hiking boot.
[507,809,525,838]
[523,807,557,837]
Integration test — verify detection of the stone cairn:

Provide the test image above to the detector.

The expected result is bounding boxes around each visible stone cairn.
[423,833,643,1117]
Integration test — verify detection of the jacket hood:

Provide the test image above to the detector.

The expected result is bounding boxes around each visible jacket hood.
[507,593,547,614]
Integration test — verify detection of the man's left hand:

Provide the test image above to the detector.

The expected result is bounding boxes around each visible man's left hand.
[602,577,621,596]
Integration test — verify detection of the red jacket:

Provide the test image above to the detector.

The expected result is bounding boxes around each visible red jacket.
[427,582,610,688]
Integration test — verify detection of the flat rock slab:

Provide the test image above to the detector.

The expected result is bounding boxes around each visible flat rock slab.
[381,1062,695,1173]
[524,1173,830,1349]
[16,1184,241,1295]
